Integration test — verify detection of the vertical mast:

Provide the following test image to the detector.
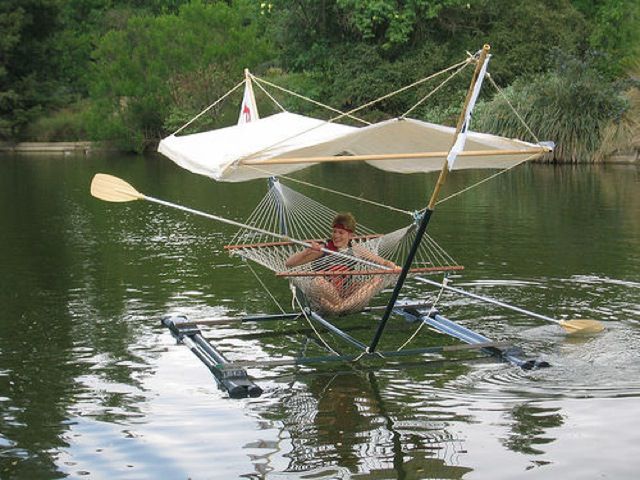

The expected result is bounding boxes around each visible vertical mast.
[368,45,491,353]
[238,68,260,125]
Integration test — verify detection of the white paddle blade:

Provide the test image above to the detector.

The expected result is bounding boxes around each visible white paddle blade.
[90,174,145,202]
[560,319,605,334]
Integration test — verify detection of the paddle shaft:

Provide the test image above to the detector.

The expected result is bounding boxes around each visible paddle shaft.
[143,194,387,271]
[414,275,564,326]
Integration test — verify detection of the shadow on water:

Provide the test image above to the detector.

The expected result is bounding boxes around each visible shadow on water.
[0,155,639,478]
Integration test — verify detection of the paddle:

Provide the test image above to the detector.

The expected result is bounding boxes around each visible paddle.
[90,173,388,270]
[415,275,605,334]
[90,173,145,202]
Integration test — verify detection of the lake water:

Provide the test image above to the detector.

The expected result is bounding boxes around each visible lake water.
[1,153,639,479]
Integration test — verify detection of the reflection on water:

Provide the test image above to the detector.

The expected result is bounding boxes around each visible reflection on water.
[0,154,639,478]
[263,371,473,478]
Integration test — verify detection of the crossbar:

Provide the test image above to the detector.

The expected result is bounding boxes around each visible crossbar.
[224,234,382,250]
[221,341,509,369]
[276,265,464,277]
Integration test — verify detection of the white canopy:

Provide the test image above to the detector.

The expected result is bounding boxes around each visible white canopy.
[158,111,549,182]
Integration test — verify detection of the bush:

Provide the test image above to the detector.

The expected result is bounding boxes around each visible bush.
[474,53,630,163]
[23,101,90,141]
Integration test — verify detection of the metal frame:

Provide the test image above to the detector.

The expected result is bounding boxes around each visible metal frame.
[162,302,549,398]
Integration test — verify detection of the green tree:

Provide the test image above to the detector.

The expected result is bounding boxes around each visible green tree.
[571,0,640,77]
[88,0,273,151]
[0,0,61,140]
[336,0,466,50]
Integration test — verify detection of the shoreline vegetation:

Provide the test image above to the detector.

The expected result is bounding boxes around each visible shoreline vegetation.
[1,1,638,163]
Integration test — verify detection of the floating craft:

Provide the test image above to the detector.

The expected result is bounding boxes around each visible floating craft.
[91,45,604,398]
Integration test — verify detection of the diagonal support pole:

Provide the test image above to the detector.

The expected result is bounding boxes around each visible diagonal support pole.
[368,209,434,352]
[368,44,491,353]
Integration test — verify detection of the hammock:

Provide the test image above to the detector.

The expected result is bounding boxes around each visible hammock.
[226,180,462,315]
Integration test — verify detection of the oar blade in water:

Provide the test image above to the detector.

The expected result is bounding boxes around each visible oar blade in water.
[559,319,605,334]
[90,174,144,202]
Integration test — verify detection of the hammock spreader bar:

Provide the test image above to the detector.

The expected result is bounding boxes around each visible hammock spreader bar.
[276,265,465,277]
[224,234,383,250]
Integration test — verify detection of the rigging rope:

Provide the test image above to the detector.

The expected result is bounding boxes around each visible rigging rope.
[486,73,541,144]
[245,260,287,314]
[251,74,371,125]
[293,295,340,356]
[396,276,448,351]
[170,79,245,136]
[245,165,414,217]
[169,56,538,216]
[433,152,538,206]
[251,77,287,114]
[243,56,543,217]
[401,61,470,118]
[240,57,474,167]
[333,57,472,121]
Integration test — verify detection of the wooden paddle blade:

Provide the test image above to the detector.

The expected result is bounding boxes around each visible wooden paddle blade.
[90,174,145,202]
[559,319,605,334]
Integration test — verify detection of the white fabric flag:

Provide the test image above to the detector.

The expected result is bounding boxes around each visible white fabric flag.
[447,55,491,170]
[237,79,260,125]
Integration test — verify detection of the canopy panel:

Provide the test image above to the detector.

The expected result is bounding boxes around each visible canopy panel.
[158,112,357,182]
[158,113,548,182]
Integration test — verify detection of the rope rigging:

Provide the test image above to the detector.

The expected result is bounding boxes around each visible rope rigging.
[169,52,548,220]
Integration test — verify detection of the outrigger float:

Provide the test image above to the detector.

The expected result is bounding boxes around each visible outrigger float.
[160,305,550,398]
[91,45,604,398]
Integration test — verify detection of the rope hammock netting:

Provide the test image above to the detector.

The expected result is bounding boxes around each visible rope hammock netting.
[226,180,462,315]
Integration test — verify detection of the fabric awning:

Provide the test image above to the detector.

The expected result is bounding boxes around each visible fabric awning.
[158,112,549,182]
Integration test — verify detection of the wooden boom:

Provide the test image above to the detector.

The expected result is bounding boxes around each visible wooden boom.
[240,147,550,166]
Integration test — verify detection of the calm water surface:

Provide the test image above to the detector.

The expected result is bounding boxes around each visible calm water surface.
[0,153,639,479]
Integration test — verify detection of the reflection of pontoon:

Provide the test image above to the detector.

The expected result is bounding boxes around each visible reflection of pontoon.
[91,45,603,398]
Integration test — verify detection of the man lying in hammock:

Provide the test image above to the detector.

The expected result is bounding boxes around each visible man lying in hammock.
[285,213,397,315]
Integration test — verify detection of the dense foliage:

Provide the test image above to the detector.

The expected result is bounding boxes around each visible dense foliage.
[1,0,638,159]
[475,52,633,162]
[87,0,272,151]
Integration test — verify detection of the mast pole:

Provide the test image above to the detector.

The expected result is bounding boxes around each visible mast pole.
[244,68,259,120]
[368,44,491,353]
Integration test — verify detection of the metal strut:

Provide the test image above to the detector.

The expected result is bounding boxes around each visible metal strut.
[369,209,434,352]
[398,307,550,370]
